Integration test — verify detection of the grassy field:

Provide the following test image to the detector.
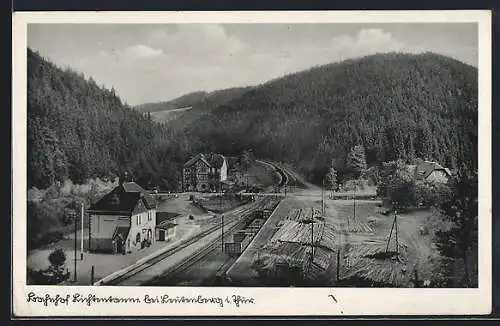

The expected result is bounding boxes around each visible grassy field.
[150,107,192,123]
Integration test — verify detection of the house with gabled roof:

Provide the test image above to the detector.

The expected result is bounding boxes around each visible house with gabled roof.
[407,161,452,183]
[182,153,228,192]
[87,181,157,254]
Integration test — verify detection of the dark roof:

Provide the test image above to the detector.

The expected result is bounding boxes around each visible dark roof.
[184,153,211,167]
[122,182,145,192]
[88,182,156,215]
[413,161,451,180]
[184,153,225,169]
[206,153,225,169]
[157,222,177,230]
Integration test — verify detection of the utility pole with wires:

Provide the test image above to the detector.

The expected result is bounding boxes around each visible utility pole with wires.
[321,179,325,218]
[80,202,84,260]
[353,190,356,221]
[385,209,399,254]
[310,207,314,261]
[221,194,225,253]
[73,208,78,282]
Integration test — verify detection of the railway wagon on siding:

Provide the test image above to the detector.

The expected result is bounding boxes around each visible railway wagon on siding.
[224,233,253,256]
[246,218,264,232]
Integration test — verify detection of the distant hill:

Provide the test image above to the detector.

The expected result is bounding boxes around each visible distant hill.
[175,52,477,184]
[171,86,254,127]
[135,91,208,113]
[136,86,254,124]
[149,106,193,123]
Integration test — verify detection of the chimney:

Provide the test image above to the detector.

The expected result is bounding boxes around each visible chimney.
[120,171,129,186]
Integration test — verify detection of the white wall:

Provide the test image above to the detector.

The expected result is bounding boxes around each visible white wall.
[92,214,129,238]
[126,208,156,252]
[89,214,129,252]
[220,158,228,181]
[427,170,449,183]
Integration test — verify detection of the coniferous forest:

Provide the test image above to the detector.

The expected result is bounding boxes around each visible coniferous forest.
[28,49,183,191]
[181,52,478,184]
[28,48,477,191]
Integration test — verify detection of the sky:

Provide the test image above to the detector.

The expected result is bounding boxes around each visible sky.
[28,23,478,106]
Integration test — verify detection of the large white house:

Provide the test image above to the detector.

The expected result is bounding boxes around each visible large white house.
[87,181,157,254]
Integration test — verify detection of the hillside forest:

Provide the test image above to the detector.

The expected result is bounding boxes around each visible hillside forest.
[26,49,478,258]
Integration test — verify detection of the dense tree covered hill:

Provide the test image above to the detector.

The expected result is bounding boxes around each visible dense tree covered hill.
[182,52,478,183]
[135,91,208,113]
[170,86,254,128]
[28,48,477,190]
[27,48,182,190]
[136,86,254,125]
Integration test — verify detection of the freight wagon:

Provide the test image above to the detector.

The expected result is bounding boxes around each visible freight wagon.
[224,233,253,256]
[246,218,264,232]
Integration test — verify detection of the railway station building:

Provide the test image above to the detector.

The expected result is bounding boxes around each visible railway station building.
[87,181,157,254]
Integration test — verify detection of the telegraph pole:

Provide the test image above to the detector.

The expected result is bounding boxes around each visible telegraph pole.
[386,209,398,254]
[395,209,399,255]
[353,190,356,221]
[221,194,224,252]
[321,179,324,218]
[310,207,314,258]
[74,209,77,282]
[80,202,84,260]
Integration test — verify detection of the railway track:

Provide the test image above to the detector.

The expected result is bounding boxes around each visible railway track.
[101,161,286,286]
[144,196,275,285]
[103,197,273,286]
[257,160,289,187]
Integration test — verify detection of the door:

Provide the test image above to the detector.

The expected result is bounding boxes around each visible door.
[116,237,123,254]
[159,230,165,241]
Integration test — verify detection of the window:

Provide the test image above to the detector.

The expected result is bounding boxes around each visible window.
[136,233,141,244]
[136,216,139,225]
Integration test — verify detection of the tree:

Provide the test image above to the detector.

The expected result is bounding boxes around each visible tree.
[325,162,338,191]
[241,150,255,171]
[346,145,367,178]
[377,159,418,209]
[414,180,452,207]
[434,172,478,287]
[48,248,66,267]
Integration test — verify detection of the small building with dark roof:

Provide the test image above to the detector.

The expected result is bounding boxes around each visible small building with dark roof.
[182,153,228,192]
[87,181,157,254]
[407,161,452,183]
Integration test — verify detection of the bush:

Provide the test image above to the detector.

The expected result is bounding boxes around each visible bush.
[48,248,67,267]
[27,266,70,285]
[415,181,452,207]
